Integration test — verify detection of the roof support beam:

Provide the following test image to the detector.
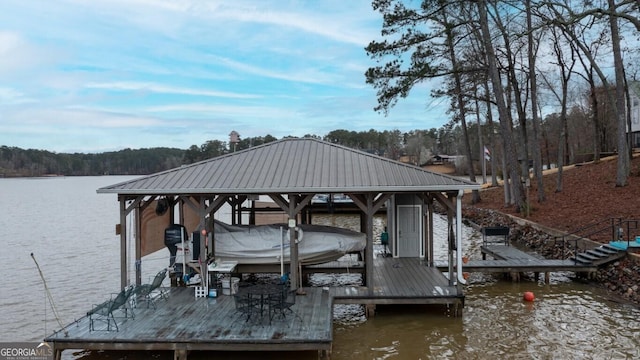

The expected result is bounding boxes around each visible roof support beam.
[347,193,387,292]
[118,195,128,290]
[288,194,300,293]
[267,193,313,292]
[348,193,391,214]
[268,193,313,214]
[455,190,466,285]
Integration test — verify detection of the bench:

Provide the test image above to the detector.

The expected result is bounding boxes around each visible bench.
[481,226,510,246]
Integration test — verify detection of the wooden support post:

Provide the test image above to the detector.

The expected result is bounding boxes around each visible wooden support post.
[319,348,332,360]
[454,301,463,317]
[545,272,550,284]
[174,349,188,360]
[365,304,376,318]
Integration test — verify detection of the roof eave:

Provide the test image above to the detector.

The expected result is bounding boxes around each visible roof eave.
[97,184,482,196]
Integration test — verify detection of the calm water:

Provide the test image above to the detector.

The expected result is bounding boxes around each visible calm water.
[1,176,639,359]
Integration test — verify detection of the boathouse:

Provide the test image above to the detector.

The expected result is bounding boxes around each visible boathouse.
[47,137,480,359]
[99,137,478,289]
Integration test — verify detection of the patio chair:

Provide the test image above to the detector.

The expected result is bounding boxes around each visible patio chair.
[134,269,168,309]
[269,285,298,321]
[88,286,135,331]
[233,291,258,322]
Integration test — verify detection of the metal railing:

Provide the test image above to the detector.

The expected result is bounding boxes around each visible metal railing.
[553,218,639,262]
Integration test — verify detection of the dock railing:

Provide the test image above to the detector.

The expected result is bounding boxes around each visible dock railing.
[554,217,639,261]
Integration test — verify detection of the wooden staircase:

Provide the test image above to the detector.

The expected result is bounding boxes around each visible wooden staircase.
[570,244,626,266]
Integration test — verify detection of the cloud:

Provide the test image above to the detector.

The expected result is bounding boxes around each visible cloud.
[144,103,298,120]
[0,1,448,153]
[0,31,59,77]
[205,55,343,85]
[0,87,35,105]
[76,0,378,46]
[85,81,262,99]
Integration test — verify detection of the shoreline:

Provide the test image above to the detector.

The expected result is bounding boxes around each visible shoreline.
[463,206,640,306]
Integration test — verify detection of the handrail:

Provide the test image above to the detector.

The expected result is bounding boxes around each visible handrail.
[553,217,639,262]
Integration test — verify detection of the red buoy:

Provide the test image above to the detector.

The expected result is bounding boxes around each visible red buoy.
[523,291,535,302]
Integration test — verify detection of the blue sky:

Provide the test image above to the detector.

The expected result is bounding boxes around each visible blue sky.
[0,0,447,153]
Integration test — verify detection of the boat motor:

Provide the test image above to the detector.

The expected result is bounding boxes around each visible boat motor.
[164,224,187,267]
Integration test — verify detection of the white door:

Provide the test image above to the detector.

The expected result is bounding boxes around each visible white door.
[397,205,422,257]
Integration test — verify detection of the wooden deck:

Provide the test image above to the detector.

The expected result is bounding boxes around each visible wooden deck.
[46,258,464,359]
[45,287,333,359]
[331,257,463,306]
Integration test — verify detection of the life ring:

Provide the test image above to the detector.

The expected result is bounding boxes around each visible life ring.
[295,227,304,243]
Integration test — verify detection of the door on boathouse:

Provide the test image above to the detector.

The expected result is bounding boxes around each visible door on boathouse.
[396,194,424,258]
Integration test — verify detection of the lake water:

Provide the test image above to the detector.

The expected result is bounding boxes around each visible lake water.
[1,176,639,359]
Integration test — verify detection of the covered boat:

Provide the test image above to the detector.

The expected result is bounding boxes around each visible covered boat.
[211,220,365,265]
[165,221,366,266]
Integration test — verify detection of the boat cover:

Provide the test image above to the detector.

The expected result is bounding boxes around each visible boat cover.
[212,220,366,265]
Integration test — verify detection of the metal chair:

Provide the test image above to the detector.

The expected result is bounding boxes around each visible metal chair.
[134,269,168,309]
[233,291,258,322]
[269,285,298,321]
[88,286,135,331]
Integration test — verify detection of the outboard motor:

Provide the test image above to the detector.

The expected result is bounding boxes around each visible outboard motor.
[164,224,187,267]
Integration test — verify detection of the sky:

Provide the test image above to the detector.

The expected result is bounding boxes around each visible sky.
[0,0,448,153]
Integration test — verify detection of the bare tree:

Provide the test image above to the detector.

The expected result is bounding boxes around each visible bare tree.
[538,0,636,186]
[526,0,545,202]
[477,0,525,211]
[608,0,630,186]
[538,25,576,192]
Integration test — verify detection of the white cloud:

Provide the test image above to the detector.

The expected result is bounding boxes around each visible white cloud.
[206,55,343,85]
[85,81,262,99]
[0,87,34,105]
[0,1,447,153]
[145,103,298,119]
[4,108,160,128]
[0,31,58,76]
[71,0,378,46]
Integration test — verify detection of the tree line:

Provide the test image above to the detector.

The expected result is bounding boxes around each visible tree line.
[365,0,639,211]
[0,147,185,177]
[0,97,622,180]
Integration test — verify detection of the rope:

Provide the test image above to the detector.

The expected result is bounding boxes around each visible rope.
[31,253,68,337]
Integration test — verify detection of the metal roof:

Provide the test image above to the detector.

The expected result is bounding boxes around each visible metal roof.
[97,138,480,195]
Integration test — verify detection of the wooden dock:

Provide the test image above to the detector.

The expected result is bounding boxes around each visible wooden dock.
[437,245,598,282]
[46,287,333,360]
[331,257,462,307]
[45,258,463,359]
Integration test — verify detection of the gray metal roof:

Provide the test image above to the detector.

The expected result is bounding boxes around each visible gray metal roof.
[98,138,480,195]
